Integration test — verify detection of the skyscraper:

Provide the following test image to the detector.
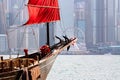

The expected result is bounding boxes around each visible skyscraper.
[96,0,105,43]
[0,34,8,52]
[84,0,117,50]
[0,0,6,34]
[116,0,120,43]
[74,0,86,44]
[96,0,115,44]
[85,0,94,49]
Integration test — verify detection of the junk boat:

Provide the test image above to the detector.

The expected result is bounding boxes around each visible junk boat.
[0,0,77,80]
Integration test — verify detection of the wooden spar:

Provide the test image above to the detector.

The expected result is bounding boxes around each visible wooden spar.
[25,4,59,9]
[0,56,3,61]
[18,59,21,69]
[9,60,13,71]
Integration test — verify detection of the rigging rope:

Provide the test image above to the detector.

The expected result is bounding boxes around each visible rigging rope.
[18,26,39,51]
[6,0,27,34]
[1,0,11,57]
[19,27,27,50]
[31,26,39,50]
[58,0,67,36]
[11,0,27,26]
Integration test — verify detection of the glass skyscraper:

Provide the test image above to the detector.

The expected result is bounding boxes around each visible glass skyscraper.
[0,34,8,52]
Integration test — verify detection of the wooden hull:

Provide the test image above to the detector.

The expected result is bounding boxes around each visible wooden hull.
[25,52,58,80]
[36,53,58,80]
[0,53,57,80]
[0,38,77,80]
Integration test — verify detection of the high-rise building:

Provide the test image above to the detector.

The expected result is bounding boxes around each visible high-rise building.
[74,0,86,44]
[0,34,8,52]
[96,0,115,44]
[116,0,120,43]
[0,0,6,34]
[84,0,118,50]
[84,0,94,49]
[96,0,106,43]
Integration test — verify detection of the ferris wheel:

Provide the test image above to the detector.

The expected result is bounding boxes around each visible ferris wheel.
[74,27,85,44]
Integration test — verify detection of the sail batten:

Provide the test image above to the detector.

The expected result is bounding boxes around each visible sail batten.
[24,0,60,25]
[26,4,59,8]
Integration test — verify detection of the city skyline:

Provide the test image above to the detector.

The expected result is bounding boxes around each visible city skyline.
[0,0,120,54]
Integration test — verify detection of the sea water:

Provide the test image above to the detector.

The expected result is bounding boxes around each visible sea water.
[0,55,120,80]
[47,55,120,80]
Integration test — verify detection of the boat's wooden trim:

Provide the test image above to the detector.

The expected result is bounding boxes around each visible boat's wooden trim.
[0,75,15,80]
[0,69,23,80]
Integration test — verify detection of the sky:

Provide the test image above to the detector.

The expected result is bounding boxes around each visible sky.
[59,0,74,28]
[57,0,74,37]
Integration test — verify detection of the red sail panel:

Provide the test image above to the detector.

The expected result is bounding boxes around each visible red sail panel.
[24,0,60,25]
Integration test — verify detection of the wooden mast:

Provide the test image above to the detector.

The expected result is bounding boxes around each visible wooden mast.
[46,23,50,46]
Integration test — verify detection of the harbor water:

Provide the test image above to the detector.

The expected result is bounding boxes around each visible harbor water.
[0,55,120,80]
[47,55,120,80]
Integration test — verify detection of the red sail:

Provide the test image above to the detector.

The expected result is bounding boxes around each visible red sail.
[24,0,60,25]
